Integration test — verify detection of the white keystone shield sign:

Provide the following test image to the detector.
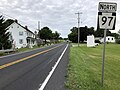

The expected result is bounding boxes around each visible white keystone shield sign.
[98,12,116,30]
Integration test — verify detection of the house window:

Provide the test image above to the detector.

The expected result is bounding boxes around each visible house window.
[26,32,28,36]
[112,38,113,40]
[33,40,34,44]
[19,31,23,36]
[108,38,110,40]
[11,26,13,28]
[29,33,32,36]
[19,39,23,44]
[17,26,19,28]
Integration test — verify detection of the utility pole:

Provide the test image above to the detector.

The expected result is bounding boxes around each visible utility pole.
[38,21,40,30]
[38,21,40,38]
[75,12,82,47]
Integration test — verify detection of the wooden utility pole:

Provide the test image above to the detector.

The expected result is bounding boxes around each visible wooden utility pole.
[75,12,82,47]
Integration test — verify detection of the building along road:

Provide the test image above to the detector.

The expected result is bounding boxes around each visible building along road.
[0,43,69,90]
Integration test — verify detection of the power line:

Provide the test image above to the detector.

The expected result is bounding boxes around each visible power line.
[0,11,16,19]
[0,11,38,31]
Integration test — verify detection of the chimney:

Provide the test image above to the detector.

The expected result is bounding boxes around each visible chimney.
[25,26,28,29]
[15,19,18,23]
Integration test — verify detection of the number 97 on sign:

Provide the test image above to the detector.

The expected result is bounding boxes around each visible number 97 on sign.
[98,12,116,30]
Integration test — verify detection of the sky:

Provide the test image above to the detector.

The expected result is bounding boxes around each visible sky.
[0,0,120,38]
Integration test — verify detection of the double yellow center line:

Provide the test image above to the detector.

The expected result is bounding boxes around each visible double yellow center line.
[0,45,62,70]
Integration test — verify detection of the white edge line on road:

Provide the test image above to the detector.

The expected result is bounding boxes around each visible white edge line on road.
[39,44,68,90]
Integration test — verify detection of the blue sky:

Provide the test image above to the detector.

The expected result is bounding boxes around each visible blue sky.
[0,0,120,38]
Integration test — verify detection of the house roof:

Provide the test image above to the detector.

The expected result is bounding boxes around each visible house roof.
[7,20,35,35]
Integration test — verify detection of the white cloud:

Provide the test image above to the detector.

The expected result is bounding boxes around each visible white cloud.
[0,0,120,38]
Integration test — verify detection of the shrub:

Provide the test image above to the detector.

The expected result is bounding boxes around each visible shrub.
[95,40,101,43]
[116,39,120,44]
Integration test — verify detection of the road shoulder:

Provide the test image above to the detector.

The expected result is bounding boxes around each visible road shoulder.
[44,45,69,90]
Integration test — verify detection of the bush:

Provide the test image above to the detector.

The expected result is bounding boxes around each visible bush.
[0,41,12,50]
[95,40,101,44]
[4,41,12,49]
[116,39,120,44]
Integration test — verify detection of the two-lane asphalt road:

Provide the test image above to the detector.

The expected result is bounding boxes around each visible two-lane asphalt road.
[0,43,69,90]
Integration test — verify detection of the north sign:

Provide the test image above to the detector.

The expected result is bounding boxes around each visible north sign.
[99,2,117,13]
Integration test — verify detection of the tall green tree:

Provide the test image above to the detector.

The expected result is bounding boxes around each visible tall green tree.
[4,19,14,28]
[68,26,95,43]
[0,16,12,50]
[38,27,52,43]
[52,31,60,40]
[68,27,78,43]
[80,26,95,42]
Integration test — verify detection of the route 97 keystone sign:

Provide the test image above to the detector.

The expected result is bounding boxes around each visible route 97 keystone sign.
[98,2,117,30]
[98,12,116,30]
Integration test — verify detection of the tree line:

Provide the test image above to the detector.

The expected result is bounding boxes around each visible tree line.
[68,26,119,43]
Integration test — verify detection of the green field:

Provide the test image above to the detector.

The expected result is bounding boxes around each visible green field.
[66,44,120,90]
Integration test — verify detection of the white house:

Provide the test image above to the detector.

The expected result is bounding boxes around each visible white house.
[101,36,115,43]
[7,20,36,48]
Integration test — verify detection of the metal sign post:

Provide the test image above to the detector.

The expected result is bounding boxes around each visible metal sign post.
[101,29,107,86]
[98,2,117,86]
[78,13,80,47]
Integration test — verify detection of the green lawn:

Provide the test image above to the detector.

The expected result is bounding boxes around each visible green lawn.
[66,44,120,90]
[17,46,41,52]
[0,46,42,57]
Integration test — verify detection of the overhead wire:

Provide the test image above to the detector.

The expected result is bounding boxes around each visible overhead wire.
[0,11,38,31]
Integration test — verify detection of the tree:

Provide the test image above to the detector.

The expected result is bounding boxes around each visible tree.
[51,31,60,43]
[58,37,63,40]
[0,16,12,49]
[68,27,78,43]
[68,32,78,43]
[111,33,119,39]
[38,27,52,44]
[94,29,112,37]
[4,19,14,28]
[52,31,60,40]
[63,38,68,40]
[116,30,120,44]
[68,26,95,43]
[118,29,120,35]
[80,26,95,42]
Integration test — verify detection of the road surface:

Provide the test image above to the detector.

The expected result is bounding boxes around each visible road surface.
[0,43,69,90]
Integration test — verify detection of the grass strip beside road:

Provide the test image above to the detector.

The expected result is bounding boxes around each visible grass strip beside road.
[66,44,120,90]
[0,52,7,56]
[0,46,43,57]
